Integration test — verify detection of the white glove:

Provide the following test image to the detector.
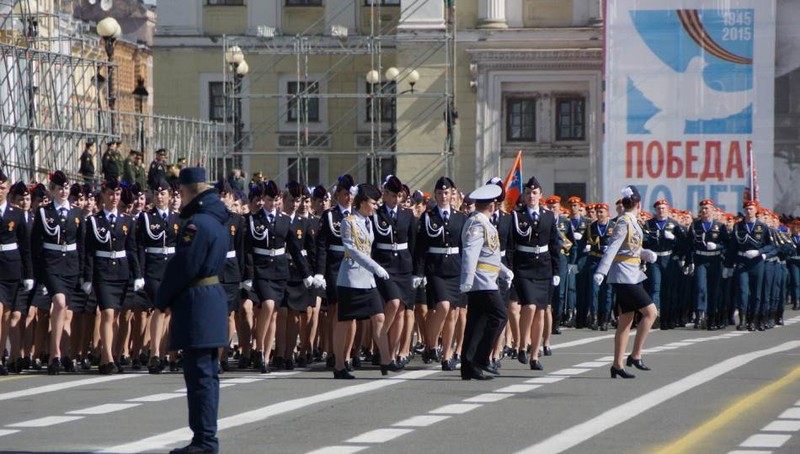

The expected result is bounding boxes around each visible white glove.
[686,263,695,275]
[664,231,675,240]
[640,249,657,264]
[303,275,314,288]
[593,273,604,286]
[705,242,717,251]
[23,279,34,292]
[552,275,560,287]
[722,267,733,279]
[41,286,48,296]
[81,281,92,295]
[412,276,424,289]
[460,283,472,293]
[500,268,514,283]
[573,232,583,241]
[422,276,427,287]
[744,250,760,259]
[678,260,685,268]
[375,267,390,280]
[133,278,145,292]
[583,244,591,253]
[243,279,253,291]
[761,253,766,261]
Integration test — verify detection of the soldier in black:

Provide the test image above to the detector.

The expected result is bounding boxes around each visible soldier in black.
[147,148,169,191]
[79,138,97,188]
[0,172,34,375]
[371,175,416,367]
[217,186,245,373]
[414,176,466,371]
[6,182,34,373]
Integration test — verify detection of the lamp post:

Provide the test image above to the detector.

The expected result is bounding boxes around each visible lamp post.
[366,67,419,182]
[225,46,248,170]
[96,17,121,137]
[133,77,149,154]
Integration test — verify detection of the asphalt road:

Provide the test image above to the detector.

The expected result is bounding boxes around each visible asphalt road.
[2,314,800,454]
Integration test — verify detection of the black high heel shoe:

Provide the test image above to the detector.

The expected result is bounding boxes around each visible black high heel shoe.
[626,356,651,371]
[333,369,355,379]
[530,359,543,371]
[610,366,636,379]
[380,361,401,376]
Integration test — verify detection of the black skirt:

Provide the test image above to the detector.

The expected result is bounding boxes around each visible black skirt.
[10,283,30,312]
[325,271,340,304]
[612,283,654,315]
[95,280,129,311]
[377,272,413,306]
[223,283,240,314]
[514,277,552,308]
[281,281,313,312]
[42,273,79,302]
[254,278,286,304]
[336,286,383,321]
[426,275,460,307]
[0,280,19,308]
[29,284,52,311]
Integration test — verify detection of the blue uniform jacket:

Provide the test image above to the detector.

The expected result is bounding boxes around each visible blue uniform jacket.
[155,189,228,350]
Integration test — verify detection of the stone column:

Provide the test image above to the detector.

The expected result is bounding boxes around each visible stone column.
[478,0,508,29]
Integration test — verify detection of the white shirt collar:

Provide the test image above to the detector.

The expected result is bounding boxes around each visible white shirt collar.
[156,207,169,218]
[0,201,7,216]
[528,205,540,217]
[54,200,71,211]
[438,205,450,216]
[338,204,351,214]
[103,208,119,219]
[262,208,276,218]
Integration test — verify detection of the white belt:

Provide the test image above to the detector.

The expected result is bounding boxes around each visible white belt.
[738,251,758,257]
[226,250,237,258]
[654,250,672,257]
[328,245,345,252]
[0,243,18,252]
[376,242,408,251]
[766,257,779,263]
[254,247,285,257]
[516,245,548,254]
[96,250,126,259]
[145,247,175,255]
[695,250,721,257]
[43,243,77,252]
[428,247,459,255]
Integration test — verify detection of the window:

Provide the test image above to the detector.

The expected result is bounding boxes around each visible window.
[364,0,401,5]
[286,0,323,5]
[366,81,396,123]
[556,97,586,141]
[288,157,321,186]
[208,0,244,5]
[506,98,536,142]
[208,82,232,122]
[554,183,586,203]
[287,81,320,123]
[368,157,396,183]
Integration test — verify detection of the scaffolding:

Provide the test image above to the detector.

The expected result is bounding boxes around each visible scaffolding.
[0,0,225,182]
[221,0,456,188]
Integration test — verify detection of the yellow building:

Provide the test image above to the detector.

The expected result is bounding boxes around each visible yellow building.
[154,0,602,199]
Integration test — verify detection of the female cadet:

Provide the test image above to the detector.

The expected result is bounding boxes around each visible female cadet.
[32,171,84,374]
[82,178,143,374]
[593,185,658,379]
[334,184,398,379]
[6,182,34,373]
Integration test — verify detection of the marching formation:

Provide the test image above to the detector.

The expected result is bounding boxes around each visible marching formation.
[0,167,798,381]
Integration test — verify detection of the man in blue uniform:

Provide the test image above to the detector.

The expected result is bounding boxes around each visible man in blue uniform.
[156,167,228,454]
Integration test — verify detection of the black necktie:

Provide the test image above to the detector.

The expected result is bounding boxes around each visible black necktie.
[162,212,167,221]
[343,210,350,217]
[59,208,67,218]
[268,213,274,226]
[442,211,449,223]
[109,214,116,224]
[492,213,498,225]
[532,210,538,222]
[391,209,396,221]
[365,217,371,231]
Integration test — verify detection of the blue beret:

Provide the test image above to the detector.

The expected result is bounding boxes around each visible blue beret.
[179,167,206,185]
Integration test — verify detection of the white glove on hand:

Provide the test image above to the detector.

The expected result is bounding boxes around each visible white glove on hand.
[584,244,591,253]
[303,275,314,289]
[81,281,92,295]
[552,275,561,287]
[744,249,760,259]
[705,241,717,251]
[41,286,48,296]
[460,283,472,293]
[376,267,390,280]
[573,232,583,241]
[679,259,685,268]
[243,279,253,291]
[500,268,514,283]
[312,274,325,289]
[133,278,145,292]
[23,279,34,292]
[722,267,733,279]
[641,249,657,264]
[593,273,604,287]
[664,230,675,240]
[412,276,424,289]
[422,276,427,287]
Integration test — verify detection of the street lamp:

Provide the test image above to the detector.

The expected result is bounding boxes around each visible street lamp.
[226,45,248,169]
[366,67,420,182]
[133,77,149,154]
[96,17,121,136]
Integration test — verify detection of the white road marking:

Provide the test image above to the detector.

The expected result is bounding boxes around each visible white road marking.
[7,416,84,428]
[778,408,800,420]
[762,420,800,432]
[392,415,450,427]
[549,368,590,376]
[428,403,482,415]
[596,356,615,361]
[346,428,414,443]
[727,451,772,454]
[0,375,139,402]
[220,378,264,384]
[463,393,512,403]
[551,334,615,350]
[515,340,800,454]
[524,377,565,384]
[98,369,440,453]
[126,393,184,403]
[306,446,368,454]
[67,403,142,415]
[0,430,20,437]
[739,434,791,448]
[573,361,609,368]
[495,384,541,394]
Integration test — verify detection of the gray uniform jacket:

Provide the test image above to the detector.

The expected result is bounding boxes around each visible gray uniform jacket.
[460,211,512,291]
[337,213,385,289]
[595,212,647,284]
